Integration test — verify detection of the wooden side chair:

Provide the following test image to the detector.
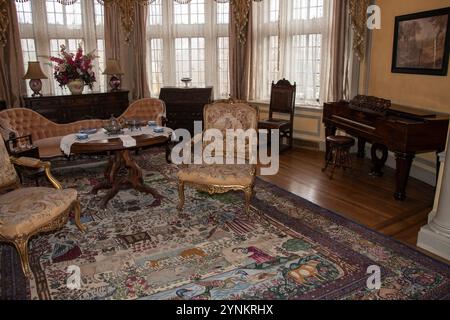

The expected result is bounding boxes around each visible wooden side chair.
[0,139,85,278]
[259,79,296,152]
[177,101,259,215]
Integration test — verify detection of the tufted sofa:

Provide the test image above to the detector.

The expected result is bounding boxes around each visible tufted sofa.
[0,98,166,159]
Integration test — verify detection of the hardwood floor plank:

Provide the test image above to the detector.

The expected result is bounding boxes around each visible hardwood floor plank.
[261,147,437,258]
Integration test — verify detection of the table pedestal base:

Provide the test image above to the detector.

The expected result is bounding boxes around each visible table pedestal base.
[92,149,163,209]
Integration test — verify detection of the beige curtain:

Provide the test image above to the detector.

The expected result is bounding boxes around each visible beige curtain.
[0,0,26,108]
[104,2,150,100]
[229,4,253,101]
[325,0,352,102]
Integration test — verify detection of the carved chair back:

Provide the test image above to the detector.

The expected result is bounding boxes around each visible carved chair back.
[203,101,259,161]
[269,79,296,121]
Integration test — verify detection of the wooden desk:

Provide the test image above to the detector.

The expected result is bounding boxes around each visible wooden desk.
[159,87,213,135]
[23,90,129,124]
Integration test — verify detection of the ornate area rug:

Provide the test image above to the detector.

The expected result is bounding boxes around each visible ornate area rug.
[1,148,449,300]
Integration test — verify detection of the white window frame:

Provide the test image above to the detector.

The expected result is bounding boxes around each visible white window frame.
[16,0,106,95]
[254,0,328,106]
[146,0,229,99]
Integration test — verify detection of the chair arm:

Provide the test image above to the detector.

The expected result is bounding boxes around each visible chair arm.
[10,156,43,169]
[10,157,63,190]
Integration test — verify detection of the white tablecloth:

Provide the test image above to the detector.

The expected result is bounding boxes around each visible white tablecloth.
[60,127,173,156]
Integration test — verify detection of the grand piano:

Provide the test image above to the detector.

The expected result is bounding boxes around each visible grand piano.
[323,95,449,201]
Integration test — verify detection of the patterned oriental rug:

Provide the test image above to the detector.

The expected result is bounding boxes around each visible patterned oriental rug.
[1,148,449,300]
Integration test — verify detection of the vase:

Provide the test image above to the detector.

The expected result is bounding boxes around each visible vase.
[67,79,85,95]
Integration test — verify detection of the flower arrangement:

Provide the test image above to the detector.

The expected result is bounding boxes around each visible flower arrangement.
[48,43,97,89]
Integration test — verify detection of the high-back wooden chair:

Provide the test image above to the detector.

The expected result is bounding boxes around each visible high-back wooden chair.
[259,79,296,152]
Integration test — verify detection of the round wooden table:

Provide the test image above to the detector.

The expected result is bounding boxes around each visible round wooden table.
[70,133,170,209]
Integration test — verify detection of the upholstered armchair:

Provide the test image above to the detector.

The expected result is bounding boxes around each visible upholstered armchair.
[0,139,84,278]
[177,101,259,215]
[119,98,167,126]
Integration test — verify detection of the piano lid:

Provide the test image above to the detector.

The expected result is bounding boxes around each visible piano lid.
[389,104,438,119]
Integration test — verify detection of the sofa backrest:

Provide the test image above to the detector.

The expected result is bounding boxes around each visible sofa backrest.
[0,108,106,142]
[119,98,166,125]
[0,99,167,142]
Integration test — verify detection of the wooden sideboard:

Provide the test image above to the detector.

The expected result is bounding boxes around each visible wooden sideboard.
[159,87,214,134]
[23,90,129,124]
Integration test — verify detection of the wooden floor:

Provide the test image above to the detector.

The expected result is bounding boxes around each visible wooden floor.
[260,147,437,253]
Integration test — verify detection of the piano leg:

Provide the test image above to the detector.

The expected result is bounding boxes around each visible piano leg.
[394,152,415,201]
[357,138,366,159]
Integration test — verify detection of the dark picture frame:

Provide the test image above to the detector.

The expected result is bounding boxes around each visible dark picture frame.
[392,7,450,76]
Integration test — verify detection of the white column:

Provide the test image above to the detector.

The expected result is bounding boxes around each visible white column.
[418,138,450,260]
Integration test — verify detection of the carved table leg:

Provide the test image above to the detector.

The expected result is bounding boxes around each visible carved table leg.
[94,150,164,209]
[370,143,389,177]
[92,152,122,195]
[394,152,415,201]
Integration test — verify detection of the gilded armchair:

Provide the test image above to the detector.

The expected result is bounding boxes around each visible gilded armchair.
[0,139,85,278]
[177,101,259,215]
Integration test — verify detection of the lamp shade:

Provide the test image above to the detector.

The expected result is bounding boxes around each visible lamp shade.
[103,59,124,75]
[23,61,48,80]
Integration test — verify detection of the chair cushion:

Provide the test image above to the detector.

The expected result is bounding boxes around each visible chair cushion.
[178,164,255,187]
[0,188,77,239]
[34,137,64,159]
[326,135,355,146]
[259,119,291,130]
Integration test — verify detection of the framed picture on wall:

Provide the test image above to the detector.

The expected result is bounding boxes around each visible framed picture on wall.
[392,7,450,76]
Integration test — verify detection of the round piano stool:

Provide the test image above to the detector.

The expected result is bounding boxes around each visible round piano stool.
[322,135,355,180]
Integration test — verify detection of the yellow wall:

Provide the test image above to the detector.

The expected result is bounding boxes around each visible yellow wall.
[368,0,450,114]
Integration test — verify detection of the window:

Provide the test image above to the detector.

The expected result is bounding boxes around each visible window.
[16,1,106,95]
[16,1,33,25]
[217,37,230,98]
[97,39,106,90]
[94,1,104,26]
[21,39,37,68]
[147,1,229,98]
[148,39,164,95]
[293,0,324,20]
[175,37,205,87]
[216,2,229,24]
[253,0,330,105]
[46,0,82,27]
[292,34,322,101]
[21,39,37,96]
[174,0,205,25]
[148,0,163,26]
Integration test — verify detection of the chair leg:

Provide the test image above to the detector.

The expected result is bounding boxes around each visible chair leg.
[244,186,253,216]
[73,201,86,232]
[177,181,185,211]
[329,148,339,180]
[14,237,32,278]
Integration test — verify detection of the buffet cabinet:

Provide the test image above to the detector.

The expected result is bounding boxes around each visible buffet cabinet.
[159,87,214,135]
[23,90,129,124]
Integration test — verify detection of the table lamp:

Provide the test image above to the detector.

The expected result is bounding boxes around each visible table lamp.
[103,59,124,91]
[23,61,48,97]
